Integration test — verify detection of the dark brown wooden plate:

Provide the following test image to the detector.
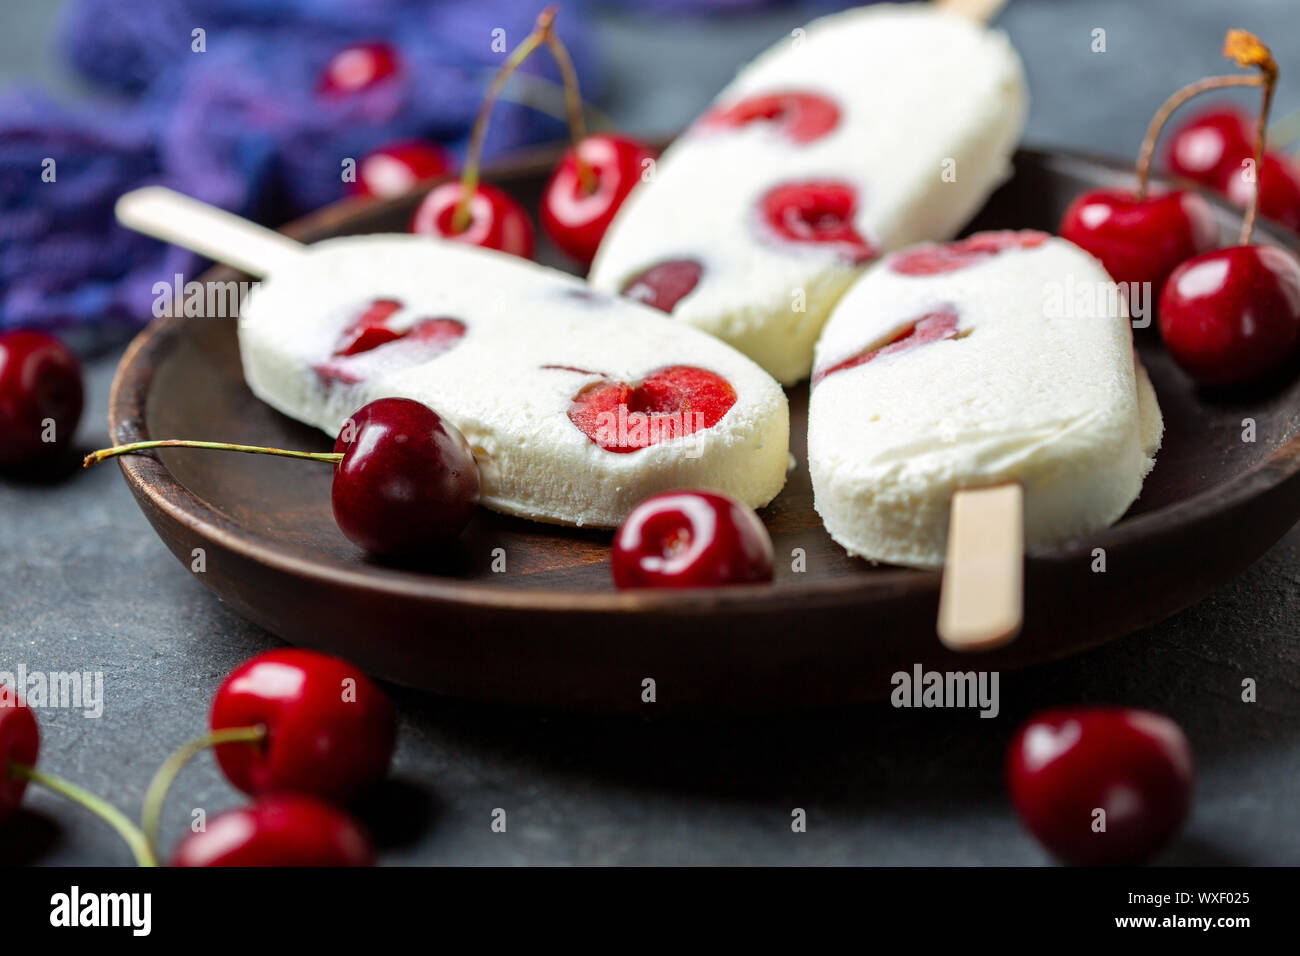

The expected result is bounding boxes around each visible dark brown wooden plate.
[107,145,1300,711]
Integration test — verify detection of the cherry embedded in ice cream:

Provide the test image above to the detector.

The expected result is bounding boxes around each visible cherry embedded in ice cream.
[1165,105,1254,187]
[318,41,401,97]
[210,648,397,801]
[620,259,703,313]
[1158,244,1300,385]
[1058,188,1219,290]
[333,299,405,355]
[759,181,875,264]
[611,490,774,588]
[889,231,1049,276]
[0,694,39,822]
[171,794,375,867]
[349,140,455,200]
[700,91,841,144]
[0,329,84,469]
[1007,706,1193,866]
[541,133,657,266]
[813,305,961,385]
[566,365,736,453]
[332,397,480,553]
[410,181,535,259]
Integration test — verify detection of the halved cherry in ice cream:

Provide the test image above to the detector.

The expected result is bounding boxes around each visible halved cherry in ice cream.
[316,300,466,386]
[813,305,962,386]
[566,365,736,453]
[620,259,703,314]
[889,230,1049,276]
[759,181,875,264]
[333,299,404,355]
[699,91,841,144]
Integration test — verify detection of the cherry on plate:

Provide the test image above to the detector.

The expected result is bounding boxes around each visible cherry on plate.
[1007,706,1193,866]
[1158,243,1300,385]
[612,490,774,588]
[171,794,375,867]
[1224,151,1300,233]
[541,133,656,267]
[1165,105,1254,187]
[410,181,535,259]
[0,330,84,469]
[211,648,397,802]
[349,140,455,200]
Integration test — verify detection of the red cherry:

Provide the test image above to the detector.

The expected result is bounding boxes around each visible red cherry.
[0,694,39,823]
[348,140,455,200]
[699,91,841,144]
[333,299,404,355]
[619,259,703,314]
[1165,106,1254,187]
[1058,187,1219,289]
[612,490,774,588]
[410,181,535,259]
[759,181,875,264]
[1158,244,1300,385]
[332,397,479,553]
[211,649,397,802]
[1224,152,1300,233]
[889,230,1049,276]
[813,305,960,386]
[315,301,466,387]
[318,42,401,97]
[1007,706,1193,866]
[171,794,374,867]
[0,330,84,469]
[541,134,656,267]
[566,366,736,453]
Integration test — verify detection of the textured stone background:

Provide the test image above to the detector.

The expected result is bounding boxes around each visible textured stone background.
[2,0,1298,865]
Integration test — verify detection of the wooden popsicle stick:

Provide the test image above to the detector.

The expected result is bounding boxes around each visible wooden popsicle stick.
[115,186,305,278]
[937,483,1024,651]
[935,0,1011,24]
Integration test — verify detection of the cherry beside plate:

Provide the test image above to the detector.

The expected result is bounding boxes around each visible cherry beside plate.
[108,146,1300,711]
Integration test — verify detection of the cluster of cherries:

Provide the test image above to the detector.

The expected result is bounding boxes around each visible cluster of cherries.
[330,7,654,269]
[1060,30,1300,387]
[0,647,397,866]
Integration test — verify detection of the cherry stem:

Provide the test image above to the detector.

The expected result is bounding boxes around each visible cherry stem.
[541,18,596,195]
[493,71,614,132]
[1241,61,1278,245]
[84,440,342,469]
[1134,73,1262,199]
[452,5,559,233]
[140,725,267,856]
[10,762,158,867]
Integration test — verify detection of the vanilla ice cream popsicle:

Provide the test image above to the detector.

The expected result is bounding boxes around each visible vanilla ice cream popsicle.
[114,188,790,529]
[808,231,1162,569]
[588,3,1028,384]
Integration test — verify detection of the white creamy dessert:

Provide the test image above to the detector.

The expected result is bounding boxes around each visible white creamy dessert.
[807,231,1163,569]
[238,235,790,527]
[588,3,1028,384]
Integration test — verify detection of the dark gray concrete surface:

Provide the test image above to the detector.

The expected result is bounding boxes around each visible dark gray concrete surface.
[2,0,1298,865]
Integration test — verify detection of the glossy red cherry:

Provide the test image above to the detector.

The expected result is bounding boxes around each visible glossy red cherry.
[759,181,875,264]
[889,230,1048,276]
[348,140,455,200]
[0,330,84,469]
[318,42,401,97]
[314,298,466,386]
[813,305,960,386]
[541,133,656,267]
[1165,106,1254,187]
[1224,152,1300,233]
[619,259,703,314]
[171,794,374,867]
[0,694,39,822]
[612,490,774,588]
[1158,244,1300,385]
[332,397,480,553]
[1058,187,1219,289]
[410,181,535,259]
[1007,706,1193,866]
[566,366,736,453]
[211,648,397,802]
[699,90,841,144]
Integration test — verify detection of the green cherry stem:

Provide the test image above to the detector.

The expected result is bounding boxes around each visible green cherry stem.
[541,15,596,195]
[140,725,267,855]
[84,440,342,469]
[452,5,559,234]
[10,762,158,867]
